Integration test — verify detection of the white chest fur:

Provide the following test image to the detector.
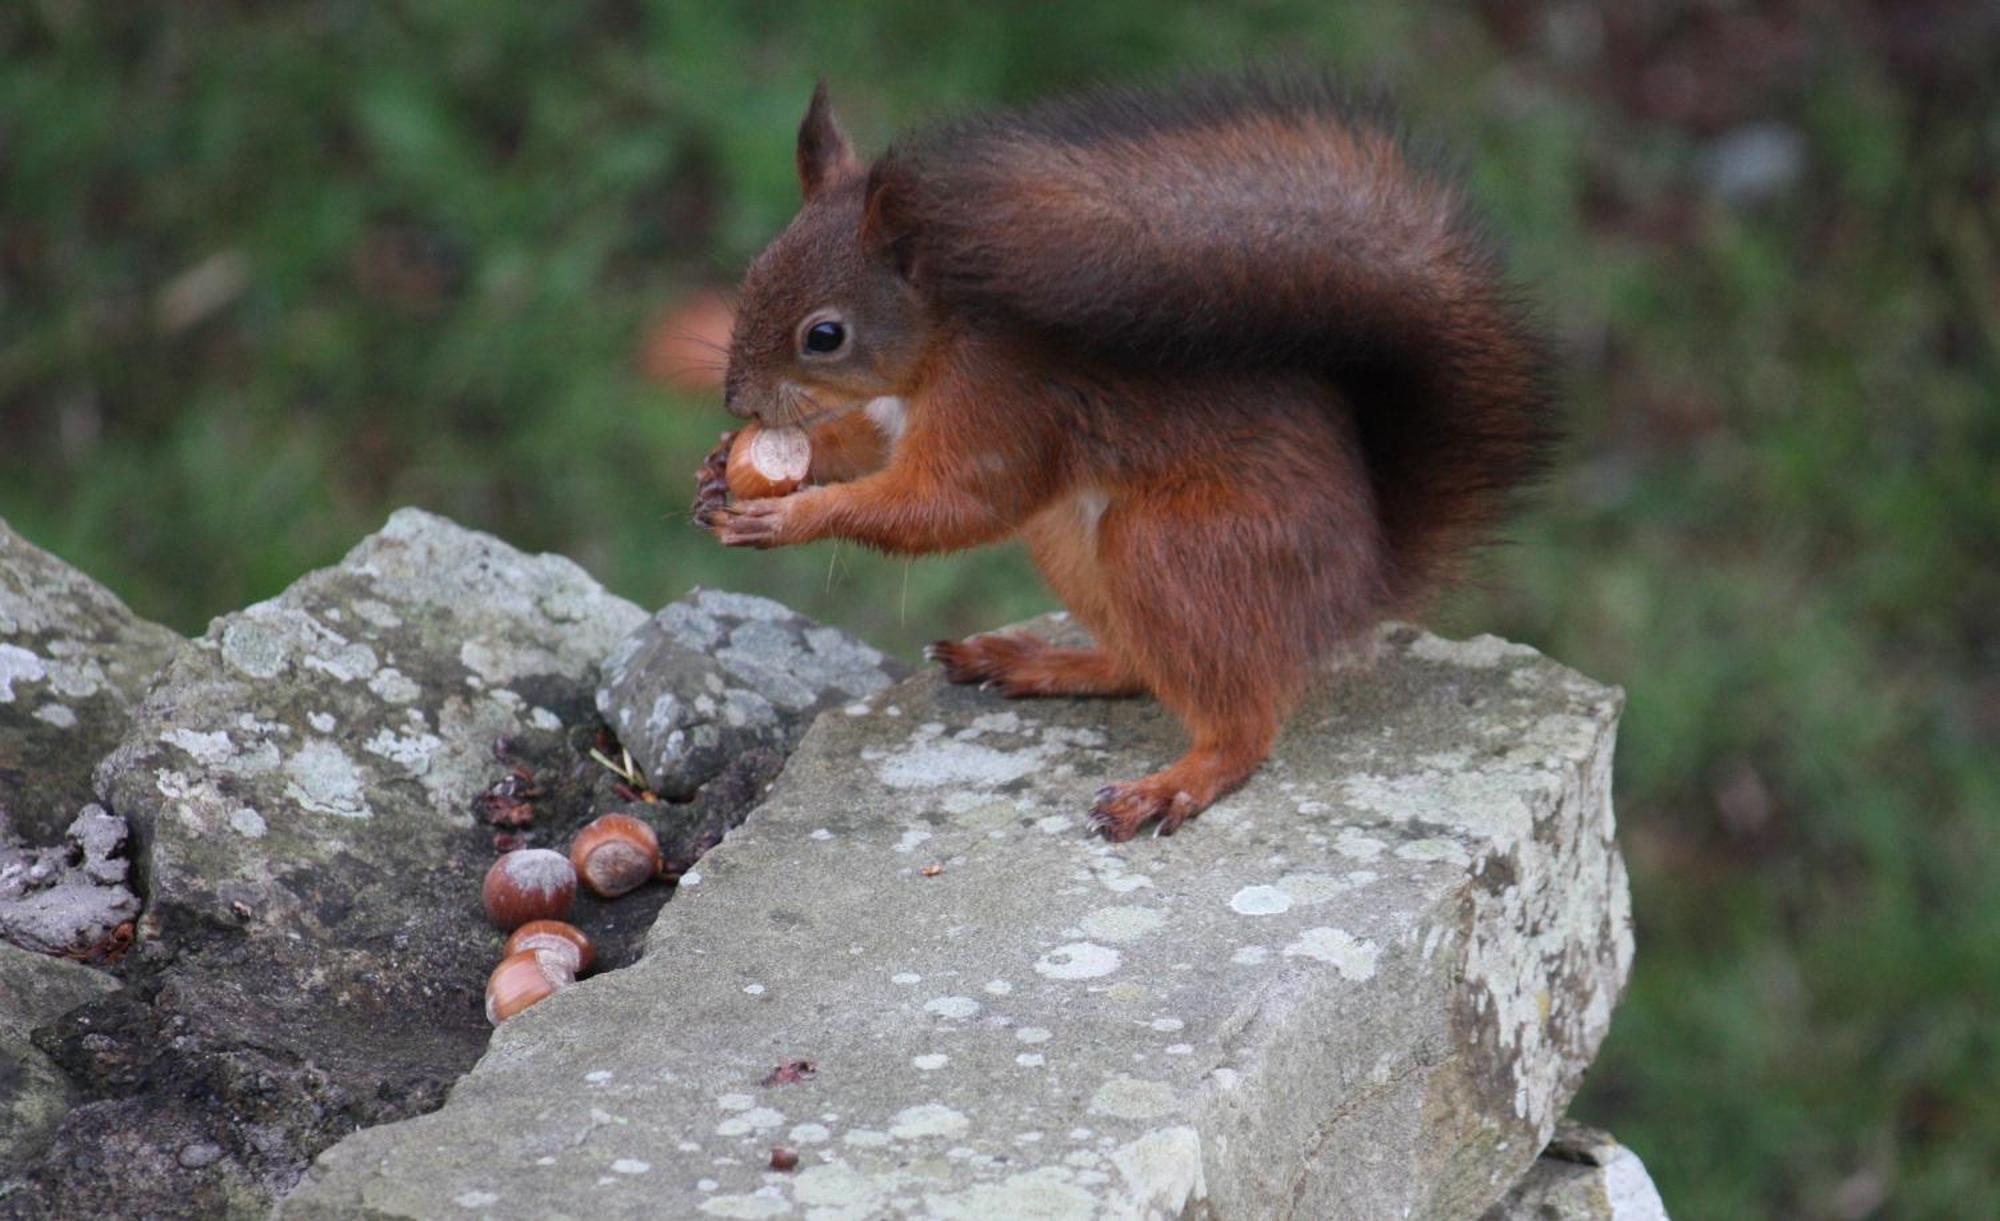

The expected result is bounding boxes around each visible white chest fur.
[863,396,908,443]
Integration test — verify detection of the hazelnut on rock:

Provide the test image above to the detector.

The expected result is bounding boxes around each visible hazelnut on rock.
[570,814,661,898]
[485,950,574,1025]
[505,919,595,975]
[482,848,577,930]
[725,422,811,500]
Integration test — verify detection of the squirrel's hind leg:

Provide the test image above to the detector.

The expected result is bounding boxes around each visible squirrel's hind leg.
[1088,713,1279,841]
[928,634,1144,698]
[1084,468,1349,839]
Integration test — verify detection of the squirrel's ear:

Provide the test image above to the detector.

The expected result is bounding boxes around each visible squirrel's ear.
[859,160,919,283]
[796,80,858,201]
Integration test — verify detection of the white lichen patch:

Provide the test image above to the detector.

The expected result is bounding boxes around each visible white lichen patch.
[160,728,239,766]
[32,702,77,728]
[1077,906,1167,943]
[1334,829,1388,860]
[1109,1127,1206,1216]
[1015,1027,1053,1044]
[920,1166,1099,1221]
[227,807,267,838]
[302,640,379,683]
[792,1161,889,1214]
[367,666,421,704]
[459,637,563,685]
[1088,1077,1176,1121]
[888,1103,969,1140]
[363,726,443,773]
[1231,945,1270,965]
[875,737,1049,790]
[1273,872,1368,906]
[1394,837,1473,867]
[1408,632,1539,668]
[611,1158,650,1175]
[911,1054,949,1071]
[1282,927,1380,981]
[924,996,980,1020]
[283,739,370,818]
[1228,884,1292,916]
[1034,942,1121,981]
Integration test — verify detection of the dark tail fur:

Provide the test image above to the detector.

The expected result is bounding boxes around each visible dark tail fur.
[866,72,1557,602]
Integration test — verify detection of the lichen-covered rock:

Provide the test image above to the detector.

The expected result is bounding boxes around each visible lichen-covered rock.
[596,588,900,799]
[9,510,652,1219]
[1486,1122,1670,1220]
[0,805,140,956]
[0,943,117,1179]
[0,518,181,846]
[283,618,1633,1221]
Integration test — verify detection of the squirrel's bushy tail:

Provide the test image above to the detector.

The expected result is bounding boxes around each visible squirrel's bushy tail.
[869,72,1557,603]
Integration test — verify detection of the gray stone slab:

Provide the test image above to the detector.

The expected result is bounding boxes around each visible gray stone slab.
[0,518,181,846]
[1486,1122,1669,1219]
[284,619,1632,1220]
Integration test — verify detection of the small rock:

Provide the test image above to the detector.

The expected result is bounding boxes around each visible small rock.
[177,1141,225,1169]
[595,588,901,800]
[0,805,141,957]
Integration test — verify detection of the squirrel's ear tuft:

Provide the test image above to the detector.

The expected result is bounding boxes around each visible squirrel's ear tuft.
[796,80,858,201]
[860,159,920,283]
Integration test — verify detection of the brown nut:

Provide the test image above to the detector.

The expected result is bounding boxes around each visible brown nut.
[725,422,811,500]
[482,849,577,930]
[570,814,662,898]
[504,919,595,975]
[485,950,574,1025]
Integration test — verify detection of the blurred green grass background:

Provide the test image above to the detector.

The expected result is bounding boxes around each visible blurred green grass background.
[3,2,1996,1214]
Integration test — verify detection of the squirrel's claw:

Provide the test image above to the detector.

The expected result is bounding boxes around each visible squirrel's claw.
[690,429,739,525]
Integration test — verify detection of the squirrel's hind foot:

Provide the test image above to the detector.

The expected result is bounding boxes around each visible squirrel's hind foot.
[1089,781,1201,842]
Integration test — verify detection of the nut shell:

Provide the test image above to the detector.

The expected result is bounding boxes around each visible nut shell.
[725,423,811,500]
[485,950,574,1025]
[505,919,595,975]
[570,814,662,899]
[482,848,577,930]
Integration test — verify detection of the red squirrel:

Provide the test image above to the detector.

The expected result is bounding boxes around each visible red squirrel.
[694,74,1555,841]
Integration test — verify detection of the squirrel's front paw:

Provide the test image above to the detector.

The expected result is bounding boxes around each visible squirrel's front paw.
[691,429,738,527]
[706,495,811,549]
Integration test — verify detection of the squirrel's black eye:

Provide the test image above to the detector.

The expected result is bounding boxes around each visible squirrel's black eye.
[803,319,847,355]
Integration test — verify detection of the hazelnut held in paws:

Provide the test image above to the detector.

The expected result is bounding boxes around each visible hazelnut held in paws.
[726,422,812,500]
[696,72,1557,841]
